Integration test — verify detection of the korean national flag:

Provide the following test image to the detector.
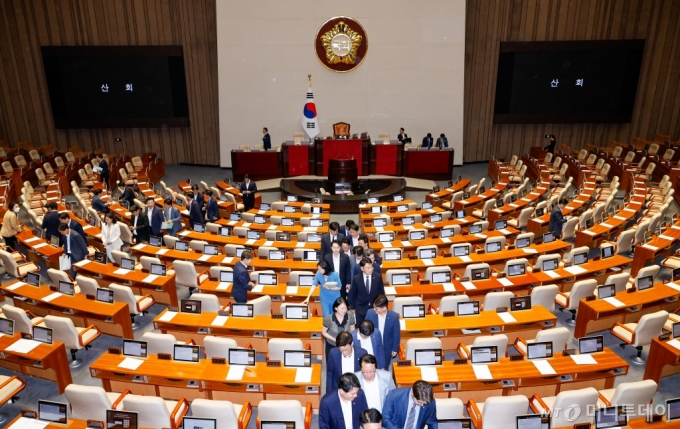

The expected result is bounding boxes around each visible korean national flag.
[302,87,319,139]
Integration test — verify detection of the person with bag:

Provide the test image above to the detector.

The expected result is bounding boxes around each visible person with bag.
[101,212,123,262]
[59,223,87,278]
[1,202,23,253]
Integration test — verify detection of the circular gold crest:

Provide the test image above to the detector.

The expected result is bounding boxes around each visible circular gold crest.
[315,17,368,73]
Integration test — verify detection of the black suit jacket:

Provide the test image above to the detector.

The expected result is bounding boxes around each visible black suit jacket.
[349,271,385,317]
[189,199,204,227]
[68,220,87,242]
[41,211,61,240]
[99,159,109,183]
[319,387,368,429]
[263,133,271,150]
[422,136,433,149]
[320,232,345,262]
[324,252,351,287]
[397,133,408,142]
[548,208,565,238]
[121,187,136,208]
[436,137,448,148]
[63,231,88,263]
[132,213,150,243]
[147,206,164,236]
[239,181,257,206]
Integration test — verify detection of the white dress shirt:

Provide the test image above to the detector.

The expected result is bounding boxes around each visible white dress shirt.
[363,376,382,411]
[147,207,154,220]
[378,313,386,339]
[339,391,353,429]
[333,254,340,274]
[359,335,374,356]
[341,349,355,375]
[132,215,138,235]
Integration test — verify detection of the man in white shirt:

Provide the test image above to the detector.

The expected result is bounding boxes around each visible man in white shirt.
[352,320,386,370]
[348,224,360,248]
[319,373,368,429]
[355,354,395,413]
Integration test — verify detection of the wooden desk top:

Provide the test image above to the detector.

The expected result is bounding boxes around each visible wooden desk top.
[368,228,520,250]
[216,218,329,234]
[171,230,321,250]
[153,310,323,334]
[426,179,472,201]
[73,259,175,287]
[362,217,478,235]
[453,182,509,210]
[400,305,556,331]
[530,255,632,284]
[488,180,552,217]
[393,347,628,385]
[359,206,449,221]
[580,281,680,314]
[198,280,320,299]
[528,181,598,228]
[0,333,65,361]
[17,229,63,258]
[385,273,540,296]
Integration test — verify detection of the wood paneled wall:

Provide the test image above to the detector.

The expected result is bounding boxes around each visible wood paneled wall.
[0,0,219,165]
[464,0,680,163]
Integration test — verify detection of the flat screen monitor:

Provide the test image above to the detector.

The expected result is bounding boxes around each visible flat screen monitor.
[602,246,614,259]
[422,202,433,210]
[674,267,680,282]
[526,341,553,360]
[309,219,324,228]
[151,263,167,276]
[402,304,425,319]
[597,284,616,299]
[414,348,442,366]
[204,244,219,256]
[269,250,285,261]
[471,267,489,280]
[281,217,294,226]
[298,274,314,286]
[370,206,381,214]
[507,263,525,277]
[535,208,545,217]
[510,296,531,311]
[231,303,253,317]
[247,230,260,240]
[123,340,148,358]
[585,217,594,229]
[516,414,551,429]
[50,235,61,247]
[542,258,558,271]
[666,398,680,422]
[486,241,502,253]
[260,203,271,211]
[97,288,115,303]
[419,248,436,259]
[594,406,627,429]
[107,410,138,429]
[235,248,246,257]
[673,321,680,339]
[258,273,277,285]
[219,226,231,237]
[373,218,387,227]
[283,350,312,367]
[253,215,266,224]
[287,195,298,202]
[441,228,455,238]
[439,419,472,429]
[542,232,556,243]
[276,232,290,241]
[455,210,465,219]
[378,232,394,242]
[578,335,604,354]
[311,206,323,214]
[431,271,450,284]
[637,275,653,291]
[284,305,309,320]
[261,423,295,429]
[457,301,480,316]
[453,246,469,257]
[58,280,75,296]
[94,251,107,263]
[229,213,241,222]
[33,326,53,344]
[182,417,216,429]
[303,250,318,261]
[173,344,200,363]
[470,346,498,364]
[0,318,14,336]
[26,272,40,287]
[174,241,189,251]
[430,214,442,223]
[410,230,426,240]
[495,220,507,230]
[220,270,234,283]
[391,273,411,285]
[497,199,504,208]
[383,250,401,261]
[573,252,588,265]
[181,299,202,314]
[193,223,205,232]
[121,257,136,270]
[175,198,184,207]
[368,197,379,204]
[510,194,518,203]
[229,348,255,366]
[469,224,482,234]
[307,233,321,242]
[402,216,415,225]
[394,195,404,202]
[149,236,162,247]
[38,400,68,424]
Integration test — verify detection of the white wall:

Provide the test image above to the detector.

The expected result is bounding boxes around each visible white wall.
[216,0,465,167]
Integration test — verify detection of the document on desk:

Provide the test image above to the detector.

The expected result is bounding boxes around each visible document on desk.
[532,359,556,375]
[664,282,680,292]
[461,281,476,290]
[442,283,455,292]
[6,281,25,290]
[5,339,42,354]
[659,234,675,241]
[601,223,614,228]
[462,329,481,334]
[422,259,435,266]
[295,367,313,383]
[42,292,63,302]
[74,259,91,267]
[217,282,231,291]
[246,239,256,246]
[544,270,561,279]
[582,230,596,236]
[440,237,451,244]
[497,312,516,323]
[198,255,211,262]
[384,287,397,296]
[303,227,317,232]
[222,257,234,264]
[142,274,159,284]
[251,285,264,293]
[226,365,245,381]
[159,311,178,322]
[571,354,597,365]
[296,241,306,248]
[242,223,252,228]
[211,315,229,326]
[399,320,406,331]
[24,237,40,243]
[401,241,412,247]
[509,203,519,208]
[522,248,538,254]
[641,244,658,251]
[132,243,146,250]
[155,248,169,255]
[8,416,49,429]
[33,243,47,249]
[420,366,439,382]
[114,268,131,275]
[474,233,487,239]
[118,357,144,371]
[460,256,473,262]
[564,266,587,275]
[498,229,511,235]
[179,230,191,237]
[263,241,274,247]
[472,364,493,380]
[603,297,626,308]
[613,215,626,221]
[403,226,413,230]
[497,277,514,287]
[286,286,298,294]
[268,225,277,230]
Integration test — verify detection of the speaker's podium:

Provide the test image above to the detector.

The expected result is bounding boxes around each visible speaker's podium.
[328,159,357,183]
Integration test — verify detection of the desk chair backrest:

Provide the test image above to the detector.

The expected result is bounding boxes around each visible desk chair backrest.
[123,395,183,429]
[47,268,72,286]
[190,293,221,313]
[481,395,529,429]
[65,384,115,422]
[550,388,598,426]
[405,338,442,362]
[530,284,558,312]
[482,292,514,312]
[174,260,207,289]
[162,235,179,249]
[140,256,161,271]
[189,240,208,252]
[634,265,659,288]
[258,400,306,429]
[75,276,99,297]
[472,334,509,357]
[484,236,506,251]
[592,203,605,224]
[241,213,255,222]
[111,250,131,266]
[44,315,87,350]
[438,295,470,313]
[425,266,451,282]
[563,246,589,264]
[579,209,593,230]
[630,310,668,347]
[191,399,240,429]
[561,217,579,239]
[606,380,657,415]
[515,232,534,245]
[109,284,143,315]
[605,272,631,293]
[565,279,598,311]
[615,229,635,254]
[248,295,272,316]
[204,336,239,359]
[435,398,464,420]
[268,339,304,362]
[393,297,424,316]
[142,332,178,355]
[224,244,246,257]
[533,327,570,352]
[2,306,36,335]
[472,220,489,231]
[502,258,528,275]
[463,263,491,279]
[385,269,410,285]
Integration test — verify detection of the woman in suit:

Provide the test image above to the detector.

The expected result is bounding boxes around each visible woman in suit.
[322,297,356,359]
[101,212,123,262]
[1,202,23,253]
[315,260,342,317]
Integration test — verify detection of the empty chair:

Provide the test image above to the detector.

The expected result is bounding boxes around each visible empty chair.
[471,220,489,231]
[530,284,559,312]
[561,217,579,240]
[122,394,189,429]
[424,266,451,282]
[467,395,529,429]
[224,244,246,256]
[605,272,631,293]
[629,265,660,288]
[191,398,252,429]
[392,297,424,316]
[506,207,534,230]
[612,229,635,254]
[596,380,657,416]
[483,236,506,253]
[189,293,222,312]
[2,306,45,335]
[65,384,127,422]
[204,336,240,359]
[44,315,100,367]
[482,292,514,311]
[110,250,131,266]
[514,232,534,246]
[636,162,656,181]
[509,165,527,183]
[415,245,438,259]
[463,263,491,279]
[549,164,568,182]
[288,270,314,284]
[140,255,162,271]
[435,295,471,314]
[555,279,597,325]
[47,268,80,294]
[268,338,305,362]
[515,327,570,355]
[0,250,39,279]
[449,243,472,257]
[402,338,442,361]
[611,310,668,364]
[142,332,185,356]
[530,388,599,427]
[385,268,410,285]
[0,375,25,423]
[248,295,272,316]
[471,199,496,219]
[435,397,465,420]
[109,283,155,329]
[502,258,528,276]
[457,334,508,359]
[75,275,99,297]
[257,400,312,429]
[174,260,209,293]
[562,246,590,265]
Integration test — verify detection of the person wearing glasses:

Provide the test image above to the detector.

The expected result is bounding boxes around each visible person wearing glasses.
[355,354,395,413]
[382,380,438,429]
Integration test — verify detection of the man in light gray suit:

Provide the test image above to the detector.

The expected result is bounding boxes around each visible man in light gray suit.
[355,354,395,413]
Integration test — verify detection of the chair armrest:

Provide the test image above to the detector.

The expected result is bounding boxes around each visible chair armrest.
[185,338,196,345]
[466,400,482,428]
[399,343,405,361]
[0,375,25,403]
[303,402,313,429]
[428,303,439,315]
[135,294,155,312]
[456,342,470,359]
[611,322,636,344]
[514,337,528,355]
[111,389,132,410]
[304,343,311,351]
[26,309,39,319]
[555,291,570,307]
[238,401,253,429]
[77,324,101,347]
[598,392,612,407]
[170,397,189,429]
[529,394,550,414]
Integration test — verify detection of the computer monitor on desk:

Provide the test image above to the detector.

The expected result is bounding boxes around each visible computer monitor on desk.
[33,326,53,344]
[298,274,314,287]
[578,335,604,354]
[97,288,115,303]
[667,398,680,422]
[637,275,654,291]
[457,301,480,316]
[26,272,40,287]
[258,273,278,285]
[402,304,425,318]
[0,318,14,336]
[151,263,167,276]
[485,241,502,253]
[470,267,489,280]
[431,271,450,284]
[507,263,525,277]
[469,224,482,234]
[673,322,680,339]
[229,349,255,366]
[542,258,558,272]
[452,246,469,257]
[261,423,295,429]
[175,241,189,251]
[597,284,616,299]
[121,258,136,270]
[182,417,216,429]
[204,244,219,256]
[231,304,253,317]
[284,350,311,367]
[108,410,138,429]
[470,346,498,364]
[526,341,553,360]
[510,296,531,311]
[573,251,588,265]
[542,232,556,243]
[174,344,200,363]
[391,273,411,286]
[123,340,148,358]
[378,232,394,242]
[455,210,465,219]
[181,299,202,314]
[285,305,309,320]
[602,245,614,259]
[419,248,436,259]
[414,349,442,366]
[594,406,627,428]
[516,414,550,429]
[438,419,472,429]
[38,400,68,424]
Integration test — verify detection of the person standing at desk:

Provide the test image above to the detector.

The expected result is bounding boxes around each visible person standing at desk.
[349,258,385,327]
[421,133,433,149]
[262,127,271,151]
[544,135,557,155]
[130,205,149,244]
[382,380,438,429]
[315,260,342,317]
[101,212,122,262]
[118,182,137,209]
[59,223,87,278]
[325,241,351,300]
[41,202,60,241]
[95,154,109,188]
[239,174,257,211]
[397,128,409,143]
[186,191,204,228]
[58,212,87,242]
[319,373,368,429]
[436,133,448,148]
[205,190,220,223]
[232,250,254,303]
[548,198,568,239]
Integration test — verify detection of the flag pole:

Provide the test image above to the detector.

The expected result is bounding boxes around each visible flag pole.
[308,73,312,87]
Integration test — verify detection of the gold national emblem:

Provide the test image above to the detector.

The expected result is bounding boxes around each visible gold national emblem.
[320,21,362,65]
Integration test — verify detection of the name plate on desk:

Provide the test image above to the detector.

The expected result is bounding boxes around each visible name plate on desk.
[267,361,281,367]
[454,358,467,365]
[272,314,283,319]
[157,353,171,361]
[420,280,430,285]
[397,360,412,366]
[211,358,226,364]
[108,348,122,355]
[443,311,456,317]
[563,349,576,356]
[573,424,590,429]
[510,354,524,361]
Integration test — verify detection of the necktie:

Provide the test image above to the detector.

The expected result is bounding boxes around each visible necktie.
[405,403,416,429]
[365,275,370,293]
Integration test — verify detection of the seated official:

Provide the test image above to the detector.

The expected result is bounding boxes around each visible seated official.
[327,331,367,394]
[355,354,395,413]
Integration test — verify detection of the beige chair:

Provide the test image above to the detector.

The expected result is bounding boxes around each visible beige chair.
[174,260,209,293]
[555,279,597,325]
[189,293,222,312]
[482,291,514,311]
[204,336,241,359]
[122,394,189,429]
[248,295,272,316]
[530,388,598,427]
[191,398,252,429]
[530,284,558,312]
[44,315,100,367]
[109,283,155,329]
[596,380,657,416]
[514,327,570,356]
[0,250,39,279]
[457,334,508,359]
[0,375,25,423]
[425,266,451,282]
[2,305,45,335]
[267,338,306,362]
[467,395,529,429]
[435,295,470,314]
[463,263,491,280]
[142,332,189,356]
[506,207,534,230]
[257,400,312,429]
[65,384,128,422]
[471,198,496,219]
[611,310,668,363]
[402,338,442,361]
[435,397,465,420]
[392,297,424,316]
[47,268,80,294]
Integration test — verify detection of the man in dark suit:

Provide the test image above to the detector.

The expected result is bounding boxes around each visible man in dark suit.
[324,241,351,299]
[129,205,149,243]
[352,249,381,277]
[192,184,205,210]
[40,202,60,241]
[239,174,257,211]
[118,182,137,209]
[186,191,204,228]
[319,373,368,429]
[349,246,364,276]
[91,189,109,213]
[205,190,220,223]
[349,258,385,327]
[382,381,438,429]
[95,154,109,188]
[366,295,401,370]
[339,219,355,237]
[163,198,182,236]
[397,128,408,143]
[321,221,345,264]
[262,127,271,151]
[421,133,433,149]
[548,198,568,239]
[358,234,382,266]
[145,198,164,237]
[544,135,557,155]
[58,212,87,243]
[436,133,448,148]
[351,320,386,370]
[326,332,367,394]
[232,250,254,303]
[59,223,88,278]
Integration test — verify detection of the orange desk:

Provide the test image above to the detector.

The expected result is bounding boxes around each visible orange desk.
[216,218,328,234]
[163,230,321,251]
[361,217,478,235]
[17,229,63,270]
[632,223,680,276]
[527,180,598,235]
[197,280,321,313]
[486,180,552,225]
[530,255,632,291]
[643,337,680,384]
[426,180,472,202]
[574,189,646,248]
